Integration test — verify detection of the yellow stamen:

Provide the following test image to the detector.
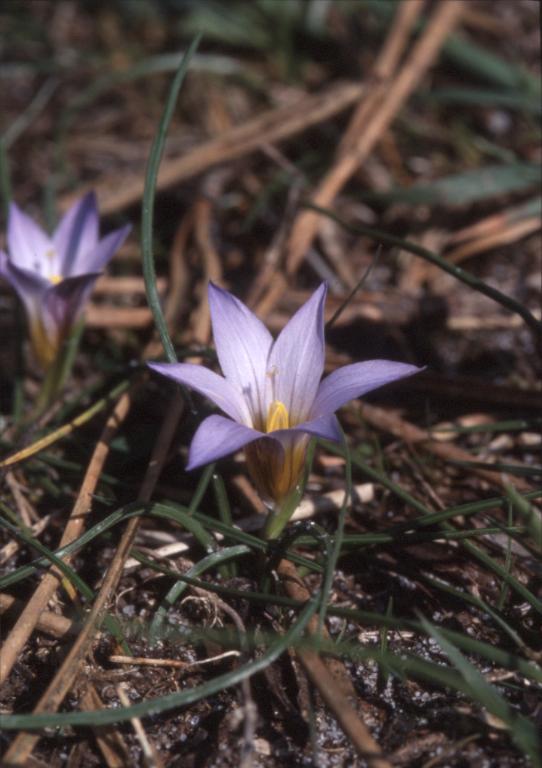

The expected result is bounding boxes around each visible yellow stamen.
[50,275,62,285]
[266,400,289,432]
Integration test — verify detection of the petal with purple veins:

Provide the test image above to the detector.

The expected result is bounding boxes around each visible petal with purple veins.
[311,360,423,420]
[186,414,266,470]
[208,282,273,426]
[273,412,342,444]
[148,362,250,424]
[7,203,53,274]
[266,283,327,423]
[42,273,101,340]
[69,224,131,277]
[54,192,99,276]
[0,254,49,323]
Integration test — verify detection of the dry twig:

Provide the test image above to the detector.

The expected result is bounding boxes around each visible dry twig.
[0,382,139,686]
[1,392,184,765]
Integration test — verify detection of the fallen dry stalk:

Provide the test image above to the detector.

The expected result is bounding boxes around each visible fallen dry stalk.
[338,0,424,156]
[0,594,74,639]
[360,403,534,493]
[81,684,132,768]
[286,0,466,276]
[2,392,184,766]
[0,381,139,687]
[277,559,392,768]
[61,81,365,216]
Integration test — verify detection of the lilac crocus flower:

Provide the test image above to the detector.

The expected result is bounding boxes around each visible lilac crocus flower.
[150,283,422,506]
[0,193,130,368]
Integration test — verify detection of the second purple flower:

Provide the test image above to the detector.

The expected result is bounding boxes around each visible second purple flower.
[0,192,130,369]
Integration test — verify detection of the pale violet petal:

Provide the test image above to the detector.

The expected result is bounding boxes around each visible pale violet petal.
[208,282,273,425]
[148,362,250,424]
[186,414,265,470]
[266,283,327,423]
[272,413,342,444]
[7,202,54,274]
[69,224,131,277]
[0,256,49,325]
[54,192,99,275]
[311,360,423,419]
[42,273,100,338]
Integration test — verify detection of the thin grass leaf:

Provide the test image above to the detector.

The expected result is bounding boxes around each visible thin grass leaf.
[422,87,542,115]
[433,417,542,435]
[361,163,541,207]
[448,459,542,479]
[317,427,351,635]
[0,510,95,600]
[149,544,250,637]
[0,377,132,469]
[304,205,542,339]
[0,508,129,650]
[419,616,541,765]
[497,503,514,611]
[505,484,542,552]
[212,473,237,578]
[0,596,319,729]
[188,462,216,513]
[323,441,542,614]
[142,35,201,364]
[418,571,525,650]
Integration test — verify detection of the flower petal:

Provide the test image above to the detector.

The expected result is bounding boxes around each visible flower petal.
[0,254,49,321]
[272,413,342,444]
[267,283,327,422]
[42,273,100,338]
[208,282,273,425]
[186,414,266,470]
[7,202,53,274]
[76,224,131,276]
[311,360,423,419]
[54,192,99,276]
[148,362,250,424]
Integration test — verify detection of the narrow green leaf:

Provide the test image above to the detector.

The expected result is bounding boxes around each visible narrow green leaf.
[0,596,319,729]
[142,36,201,363]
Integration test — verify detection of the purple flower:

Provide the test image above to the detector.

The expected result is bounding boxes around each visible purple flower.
[0,193,130,368]
[150,283,422,505]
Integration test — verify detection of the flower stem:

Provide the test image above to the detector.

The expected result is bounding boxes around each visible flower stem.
[262,439,317,541]
[262,489,301,541]
[32,318,85,417]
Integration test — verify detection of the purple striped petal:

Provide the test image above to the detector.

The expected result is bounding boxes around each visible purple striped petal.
[273,413,342,444]
[208,282,273,425]
[54,192,99,276]
[72,224,131,276]
[42,273,100,338]
[186,414,266,470]
[311,360,423,420]
[0,254,49,321]
[148,362,250,424]
[7,203,53,274]
[267,283,327,422]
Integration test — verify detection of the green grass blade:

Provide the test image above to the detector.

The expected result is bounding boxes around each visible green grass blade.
[419,616,541,765]
[304,205,542,339]
[141,35,201,363]
[0,595,319,730]
[149,544,250,636]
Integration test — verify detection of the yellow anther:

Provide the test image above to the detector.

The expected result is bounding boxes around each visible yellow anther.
[50,275,63,285]
[266,400,289,432]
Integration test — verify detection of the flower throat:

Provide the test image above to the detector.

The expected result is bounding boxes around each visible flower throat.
[266,400,289,432]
